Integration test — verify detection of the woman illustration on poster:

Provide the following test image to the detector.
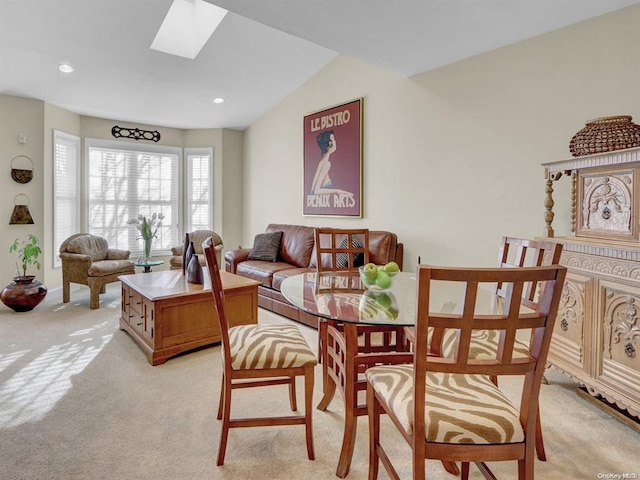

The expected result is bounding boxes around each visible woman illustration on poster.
[310,130,355,203]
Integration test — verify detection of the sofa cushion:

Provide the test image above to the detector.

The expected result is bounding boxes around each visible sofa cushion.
[248,231,283,262]
[237,260,294,288]
[65,235,109,261]
[266,224,315,268]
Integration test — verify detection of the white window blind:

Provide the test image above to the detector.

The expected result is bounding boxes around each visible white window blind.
[85,139,181,256]
[53,130,81,268]
[185,147,213,232]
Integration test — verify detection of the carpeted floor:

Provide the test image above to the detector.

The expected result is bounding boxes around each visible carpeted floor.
[1,283,639,479]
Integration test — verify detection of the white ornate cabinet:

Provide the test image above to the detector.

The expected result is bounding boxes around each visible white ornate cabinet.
[542,147,640,419]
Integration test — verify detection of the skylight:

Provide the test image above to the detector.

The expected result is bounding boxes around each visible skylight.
[150,0,228,60]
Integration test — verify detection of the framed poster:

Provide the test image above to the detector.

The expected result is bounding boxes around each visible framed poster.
[303,98,362,217]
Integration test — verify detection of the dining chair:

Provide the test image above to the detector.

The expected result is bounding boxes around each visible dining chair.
[495,236,563,307]
[315,227,370,368]
[407,236,563,462]
[464,236,563,462]
[366,264,567,480]
[203,245,318,466]
[313,227,411,478]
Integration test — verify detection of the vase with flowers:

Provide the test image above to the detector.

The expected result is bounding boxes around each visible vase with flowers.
[127,212,165,261]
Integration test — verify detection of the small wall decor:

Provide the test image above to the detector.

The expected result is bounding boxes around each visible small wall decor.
[112,125,161,142]
[9,194,34,225]
[303,98,363,217]
[10,155,34,184]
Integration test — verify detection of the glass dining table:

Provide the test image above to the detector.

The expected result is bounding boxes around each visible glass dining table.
[280,270,468,478]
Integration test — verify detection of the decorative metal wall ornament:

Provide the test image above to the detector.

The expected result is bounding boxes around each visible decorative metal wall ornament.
[9,194,34,225]
[111,125,161,142]
[11,155,34,184]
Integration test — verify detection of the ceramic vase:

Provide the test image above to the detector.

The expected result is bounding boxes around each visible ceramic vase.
[187,254,204,284]
[184,240,195,276]
[181,233,190,275]
[1,276,48,312]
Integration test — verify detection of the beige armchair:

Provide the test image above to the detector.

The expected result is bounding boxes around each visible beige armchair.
[170,230,223,270]
[59,233,135,309]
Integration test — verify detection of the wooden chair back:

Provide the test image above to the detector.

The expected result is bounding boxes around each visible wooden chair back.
[204,244,232,366]
[495,236,563,309]
[413,264,566,439]
[314,228,370,272]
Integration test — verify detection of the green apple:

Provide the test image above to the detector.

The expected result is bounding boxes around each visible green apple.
[383,261,400,273]
[375,270,392,290]
[362,263,378,279]
[361,274,375,286]
[375,293,392,310]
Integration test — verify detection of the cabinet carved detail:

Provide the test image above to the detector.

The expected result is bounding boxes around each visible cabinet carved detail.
[562,251,640,280]
[581,173,632,234]
[603,292,640,360]
[558,280,585,356]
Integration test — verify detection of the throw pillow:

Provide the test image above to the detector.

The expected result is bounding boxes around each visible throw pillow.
[335,235,365,269]
[248,231,283,262]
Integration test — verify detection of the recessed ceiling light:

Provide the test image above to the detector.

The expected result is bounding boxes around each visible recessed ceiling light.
[213,97,225,104]
[58,63,74,74]
[151,0,228,60]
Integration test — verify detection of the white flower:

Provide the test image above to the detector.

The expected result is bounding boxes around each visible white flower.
[127,212,164,241]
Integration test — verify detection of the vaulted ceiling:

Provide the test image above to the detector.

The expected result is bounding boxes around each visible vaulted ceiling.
[1,0,638,130]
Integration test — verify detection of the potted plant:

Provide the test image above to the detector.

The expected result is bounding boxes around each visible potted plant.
[10,234,42,279]
[1,234,47,312]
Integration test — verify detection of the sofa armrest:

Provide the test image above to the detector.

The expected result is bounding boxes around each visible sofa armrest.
[171,246,183,256]
[60,252,93,272]
[224,248,252,273]
[396,243,404,271]
[107,249,131,260]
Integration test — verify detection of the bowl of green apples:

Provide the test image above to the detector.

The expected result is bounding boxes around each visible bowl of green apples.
[359,261,400,292]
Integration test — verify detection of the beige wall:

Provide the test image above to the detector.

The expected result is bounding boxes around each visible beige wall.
[242,5,640,269]
[0,95,45,285]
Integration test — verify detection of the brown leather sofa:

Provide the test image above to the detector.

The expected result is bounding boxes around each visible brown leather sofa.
[224,223,404,329]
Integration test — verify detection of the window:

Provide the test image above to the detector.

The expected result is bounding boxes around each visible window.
[185,147,213,232]
[53,130,81,268]
[85,139,181,256]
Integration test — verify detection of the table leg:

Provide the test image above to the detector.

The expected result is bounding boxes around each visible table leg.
[334,322,360,478]
[143,266,152,273]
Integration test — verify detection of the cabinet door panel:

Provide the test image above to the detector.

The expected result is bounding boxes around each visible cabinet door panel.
[548,271,592,377]
[599,280,640,401]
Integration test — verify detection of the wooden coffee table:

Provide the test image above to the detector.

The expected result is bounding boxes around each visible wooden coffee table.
[119,269,260,365]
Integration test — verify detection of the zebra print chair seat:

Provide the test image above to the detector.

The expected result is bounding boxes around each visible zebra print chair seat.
[227,324,318,369]
[204,245,318,467]
[366,366,524,444]
[366,264,566,480]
